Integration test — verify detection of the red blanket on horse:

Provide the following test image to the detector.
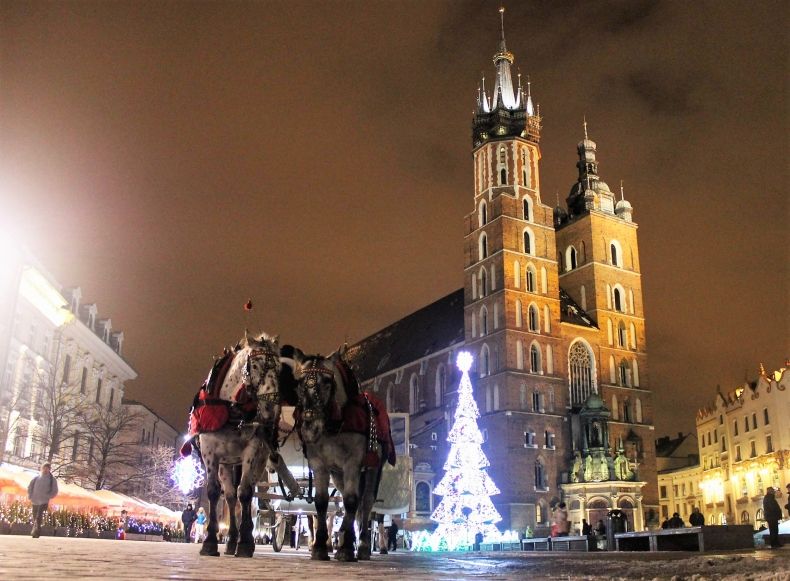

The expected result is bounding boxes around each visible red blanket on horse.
[340,392,396,466]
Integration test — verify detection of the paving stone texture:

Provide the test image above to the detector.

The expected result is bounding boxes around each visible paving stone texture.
[0,536,788,580]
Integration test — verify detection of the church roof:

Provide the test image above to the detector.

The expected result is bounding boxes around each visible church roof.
[345,289,465,382]
[559,288,598,328]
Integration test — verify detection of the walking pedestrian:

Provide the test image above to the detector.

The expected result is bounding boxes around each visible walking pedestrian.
[552,503,569,537]
[27,463,58,538]
[387,519,399,551]
[193,507,206,543]
[689,507,705,527]
[181,503,197,543]
[763,487,783,549]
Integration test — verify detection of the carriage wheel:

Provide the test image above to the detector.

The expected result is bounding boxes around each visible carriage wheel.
[271,517,287,553]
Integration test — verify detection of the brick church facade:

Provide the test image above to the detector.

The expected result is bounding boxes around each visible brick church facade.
[345,14,658,534]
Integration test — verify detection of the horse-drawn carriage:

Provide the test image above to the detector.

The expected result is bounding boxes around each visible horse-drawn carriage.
[185,332,412,562]
[256,410,411,552]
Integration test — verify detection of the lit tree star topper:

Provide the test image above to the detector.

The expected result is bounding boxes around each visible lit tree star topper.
[429,351,502,550]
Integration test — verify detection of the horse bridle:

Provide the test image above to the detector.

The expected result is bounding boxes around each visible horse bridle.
[297,359,336,424]
[242,346,281,405]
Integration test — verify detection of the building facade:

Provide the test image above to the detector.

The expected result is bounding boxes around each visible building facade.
[655,363,790,528]
[0,244,137,487]
[346,15,658,534]
[656,432,702,522]
[695,364,790,527]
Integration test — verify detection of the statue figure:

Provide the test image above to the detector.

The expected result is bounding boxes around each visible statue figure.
[584,454,594,482]
[570,452,583,483]
[614,450,633,481]
[590,421,601,447]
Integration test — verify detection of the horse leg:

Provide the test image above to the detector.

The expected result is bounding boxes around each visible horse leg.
[199,448,221,557]
[334,470,359,562]
[310,468,331,561]
[219,465,238,555]
[356,467,378,561]
[235,441,265,558]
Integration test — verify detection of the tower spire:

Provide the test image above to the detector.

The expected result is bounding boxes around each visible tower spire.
[583,116,588,140]
[499,6,506,50]
[492,7,517,109]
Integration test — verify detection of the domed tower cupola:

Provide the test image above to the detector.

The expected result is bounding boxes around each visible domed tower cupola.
[472,8,541,148]
[566,119,617,217]
[615,181,634,222]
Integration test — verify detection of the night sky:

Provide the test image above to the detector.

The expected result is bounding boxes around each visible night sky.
[1,1,787,438]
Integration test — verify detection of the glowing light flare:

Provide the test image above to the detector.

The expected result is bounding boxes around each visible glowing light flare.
[19,267,74,327]
[456,351,473,373]
[172,454,205,495]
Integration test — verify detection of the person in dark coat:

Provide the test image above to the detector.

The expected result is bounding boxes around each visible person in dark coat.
[27,463,58,538]
[181,504,197,543]
[668,512,685,528]
[387,520,399,551]
[689,507,705,527]
[582,519,592,536]
[763,487,783,549]
[785,483,790,519]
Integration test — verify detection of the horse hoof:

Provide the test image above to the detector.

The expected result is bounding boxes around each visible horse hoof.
[335,550,357,562]
[357,544,371,560]
[199,548,221,557]
[311,550,330,561]
[235,544,255,558]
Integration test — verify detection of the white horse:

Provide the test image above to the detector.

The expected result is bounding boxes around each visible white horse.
[290,348,392,561]
[197,331,297,558]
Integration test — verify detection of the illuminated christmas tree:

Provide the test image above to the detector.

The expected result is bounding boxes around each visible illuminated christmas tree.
[429,351,502,550]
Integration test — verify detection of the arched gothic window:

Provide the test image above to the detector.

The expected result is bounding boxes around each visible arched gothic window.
[528,304,539,331]
[523,197,531,221]
[566,246,577,271]
[610,240,622,267]
[480,345,490,377]
[435,364,446,407]
[618,321,627,347]
[529,344,541,373]
[479,201,488,227]
[613,287,624,312]
[500,168,507,185]
[526,265,536,292]
[534,459,546,490]
[479,233,488,261]
[513,260,521,288]
[415,481,431,513]
[480,268,488,297]
[523,230,533,254]
[499,146,506,163]
[516,340,524,369]
[409,374,420,415]
[515,299,523,327]
[619,360,631,386]
[479,306,488,336]
[569,340,596,406]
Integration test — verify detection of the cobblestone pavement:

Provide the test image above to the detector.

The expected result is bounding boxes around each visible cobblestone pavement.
[0,536,788,580]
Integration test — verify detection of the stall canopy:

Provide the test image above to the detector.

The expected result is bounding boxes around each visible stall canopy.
[0,463,177,522]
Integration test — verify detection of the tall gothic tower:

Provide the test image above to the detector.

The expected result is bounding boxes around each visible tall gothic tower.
[463,9,657,532]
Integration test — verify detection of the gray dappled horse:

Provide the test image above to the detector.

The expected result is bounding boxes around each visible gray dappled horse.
[198,332,297,558]
[290,347,387,562]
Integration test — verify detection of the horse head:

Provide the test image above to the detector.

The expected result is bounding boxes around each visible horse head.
[242,330,282,423]
[292,346,348,444]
